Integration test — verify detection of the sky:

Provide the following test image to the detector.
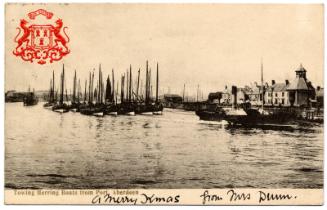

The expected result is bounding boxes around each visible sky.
[5,4,324,98]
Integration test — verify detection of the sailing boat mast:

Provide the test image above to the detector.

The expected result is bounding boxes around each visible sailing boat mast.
[136,68,140,101]
[88,72,91,103]
[65,89,68,102]
[49,79,52,101]
[100,64,103,104]
[52,70,55,102]
[145,61,149,104]
[98,64,101,104]
[197,84,199,102]
[183,84,185,102]
[72,70,77,103]
[101,76,104,104]
[261,58,264,111]
[156,62,159,103]
[77,79,81,103]
[126,69,129,102]
[121,74,125,103]
[116,81,118,104]
[91,70,94,104]
[60,64,65,105]
[148,68,152,101]
[84,80,87,103]
[129,65,132,102]
[112,69,115,103]
[105,75,111,103]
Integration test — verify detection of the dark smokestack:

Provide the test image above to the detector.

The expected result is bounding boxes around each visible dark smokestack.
[285,80,289,85]
[272,80,275,85]
[232,85,237,107]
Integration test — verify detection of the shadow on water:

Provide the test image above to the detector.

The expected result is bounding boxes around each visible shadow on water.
[58,114,65,128]
[197,118,320,134]
[224,124,319,134]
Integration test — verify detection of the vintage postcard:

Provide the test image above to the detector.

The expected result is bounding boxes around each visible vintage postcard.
[4,3,324,205]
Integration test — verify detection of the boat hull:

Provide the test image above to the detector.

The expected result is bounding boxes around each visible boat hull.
[107,112,118,116]
[126,111,135,116]
[153,111,163,115]
[52,104,70,113]
[53,108,69,113]
[195,110,225,121]
[141,112,153,116]
[93,112,104,117]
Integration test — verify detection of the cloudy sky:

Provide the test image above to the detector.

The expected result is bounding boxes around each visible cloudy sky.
[5,4,324,98]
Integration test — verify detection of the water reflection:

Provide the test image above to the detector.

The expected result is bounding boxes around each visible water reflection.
[5,103,323,189]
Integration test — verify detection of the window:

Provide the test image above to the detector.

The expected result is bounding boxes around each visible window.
[282,92,284,97]
[282,99,285,104]
[275,93,277,97]
[275,99,278,104]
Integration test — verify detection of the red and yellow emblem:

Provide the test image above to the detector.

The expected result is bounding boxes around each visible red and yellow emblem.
[13,9,70,65]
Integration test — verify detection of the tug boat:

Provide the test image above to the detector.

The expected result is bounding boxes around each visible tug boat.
[223,62,301,128]
[23,92,38,106]
[196,105,226,121]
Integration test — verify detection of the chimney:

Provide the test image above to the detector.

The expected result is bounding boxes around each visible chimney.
[307,81,312,89]
[285,80,289,85]
[272,80,275,85]
[232,85,237,107]
[317,86,321,91]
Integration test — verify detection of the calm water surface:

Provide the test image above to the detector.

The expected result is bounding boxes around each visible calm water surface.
[5,102,323,189]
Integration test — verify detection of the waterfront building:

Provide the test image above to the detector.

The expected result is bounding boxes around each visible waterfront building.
[244,82,262,106]
[211,64,317,108]
[264,80,290,106]
[286,64,315,107]
[316,86,323,107]
[221,86,231,105]
[236,88,247,104]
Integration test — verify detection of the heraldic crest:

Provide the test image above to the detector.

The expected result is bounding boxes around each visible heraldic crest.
[13,9,70,65]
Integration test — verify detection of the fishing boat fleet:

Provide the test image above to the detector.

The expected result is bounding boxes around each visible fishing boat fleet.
[19,60,322,128]
[44,61,163,116]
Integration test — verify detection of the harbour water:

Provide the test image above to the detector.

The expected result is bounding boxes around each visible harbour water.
[5,102,323,189]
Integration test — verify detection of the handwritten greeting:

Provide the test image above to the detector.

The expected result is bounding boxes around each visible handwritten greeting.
[6,189,312,205]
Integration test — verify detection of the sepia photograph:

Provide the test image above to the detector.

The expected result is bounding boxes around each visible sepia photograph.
[4,3,324,205]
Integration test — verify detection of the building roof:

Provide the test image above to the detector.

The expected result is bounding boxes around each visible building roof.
[273,83,288,92]
[287,77,311,90]
[296,63,307,72]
